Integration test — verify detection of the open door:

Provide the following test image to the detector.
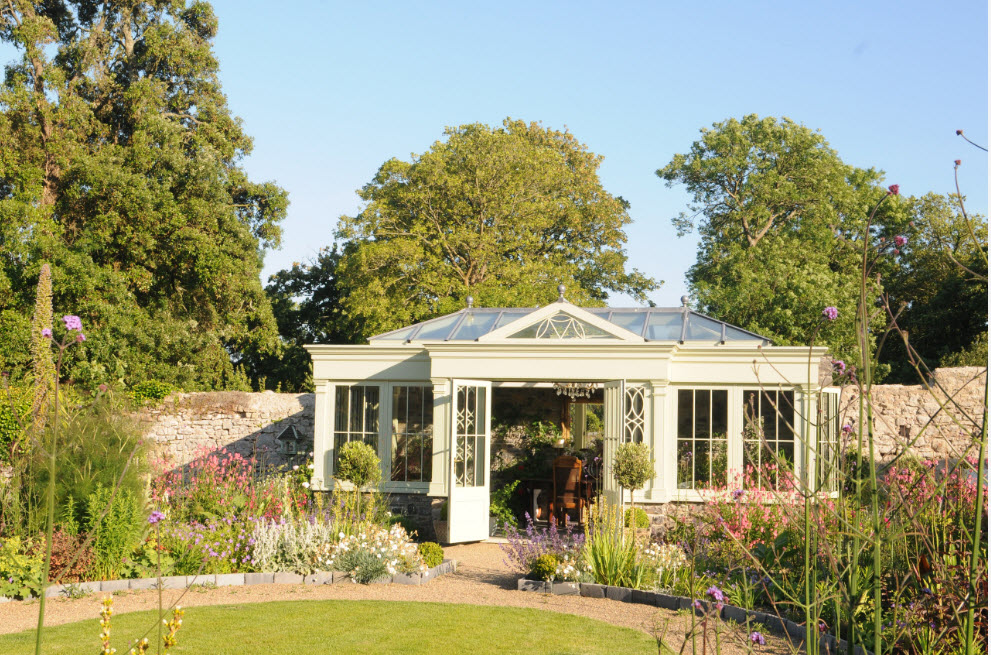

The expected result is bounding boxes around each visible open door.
[447,380,492,543]
[602,380,624,507]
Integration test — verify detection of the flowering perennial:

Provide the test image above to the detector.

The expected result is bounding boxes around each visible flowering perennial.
[315,524,425,579]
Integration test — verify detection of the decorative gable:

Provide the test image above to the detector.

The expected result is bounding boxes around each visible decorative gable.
[479,302,644,343]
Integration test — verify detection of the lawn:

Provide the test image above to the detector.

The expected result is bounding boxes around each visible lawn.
[0,599,658,654]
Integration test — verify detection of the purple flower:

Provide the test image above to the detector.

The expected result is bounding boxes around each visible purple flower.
[62,315,82,331]
[841,424,854,435]
[832,359,846,374]
[148,511,166,525]
[894,235,907,247]
[732,489,744,501]
[822,306,839,321]
[76,333,86,342]
[41,328,52,338]
[692,600,703,610]
[706,586,725,603]
[750,631,766,646]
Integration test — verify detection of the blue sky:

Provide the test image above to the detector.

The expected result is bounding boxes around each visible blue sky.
[9,2,991,306]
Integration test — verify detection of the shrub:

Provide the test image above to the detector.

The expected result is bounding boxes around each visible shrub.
[500,513,584,574]
[163,518,255,575]
[625,507,650,529]
[336,441,382,488]
[490,480,519,528]
[315,524,424,582]
[23,397,147,535]
[529,553,559,581]
[84,485,146,580]
[34,528,94,583]
[130,380,176,403]
[251,517,337,574]
[0,536,44,598]
[418,542,444,568]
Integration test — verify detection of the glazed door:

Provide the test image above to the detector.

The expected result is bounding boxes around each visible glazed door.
[447,380,492,543]
[601,380,625,507]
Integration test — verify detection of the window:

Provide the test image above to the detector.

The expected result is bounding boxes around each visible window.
[391,386,433,482]
[742,389,796,489]
[624,386,646,443]
[509,313,616,339]
[677,389,728,489]
[454,385,486,487]
[817,391,840,493]
[334,386,379,466]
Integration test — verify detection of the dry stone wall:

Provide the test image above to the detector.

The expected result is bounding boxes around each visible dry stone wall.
[837,367,986,461]
[141,391,314,469]
[140,367,986,474]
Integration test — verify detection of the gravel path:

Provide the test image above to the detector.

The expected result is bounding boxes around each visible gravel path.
[0,543,798,654]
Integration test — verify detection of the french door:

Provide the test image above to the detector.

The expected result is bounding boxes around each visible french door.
[447,380,492,543]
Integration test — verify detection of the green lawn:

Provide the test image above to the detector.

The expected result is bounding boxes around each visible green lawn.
[0,599,657,654]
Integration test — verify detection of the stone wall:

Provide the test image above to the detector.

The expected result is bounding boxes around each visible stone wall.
[140,366,986,476]
[837,367,986,461]
[141,391,314,469]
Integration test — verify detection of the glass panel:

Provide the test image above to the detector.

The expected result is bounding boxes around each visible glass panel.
[778,391,795,444]
[695,439,710,486]
[760,390,776,441]
[335,387,348,432]
[694,390,710,441]
[712,390,728,437]
[349,388,363,433]
[645,311,684,340]
[372,326,416,341]
[677,390,693,439]
[365,387,379,434]
[606,311,647,335]
[492,309,530,329]
[712,440,728,487]
[724,325,765,342]
[450,311,500,340]
[413,313,463,340]
[686,314,724,340]
[678,440,693,488]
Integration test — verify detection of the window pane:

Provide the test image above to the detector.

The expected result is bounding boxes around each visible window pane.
[695,439,710,486]
[778,391,795,444]
[335,387,348,432]
[365,387,380,434]
[678,390,693,439]
[712,390,728,437]
[694,390,710,441]
[678,440,693,488]
[760,391,775,442]
[350,387,363,433]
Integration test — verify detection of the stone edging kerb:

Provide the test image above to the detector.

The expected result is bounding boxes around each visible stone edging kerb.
[518,579,870,655]
[0,559,458,603]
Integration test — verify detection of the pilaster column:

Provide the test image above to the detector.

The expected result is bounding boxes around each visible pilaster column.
[428,378,451,497]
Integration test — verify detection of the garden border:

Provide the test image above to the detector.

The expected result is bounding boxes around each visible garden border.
[517,579,871,655]
[0,559,458,603]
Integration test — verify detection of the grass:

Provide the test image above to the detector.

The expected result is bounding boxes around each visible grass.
[0,599,658,654]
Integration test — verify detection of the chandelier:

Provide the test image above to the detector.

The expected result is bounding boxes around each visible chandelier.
[553,382,595,400]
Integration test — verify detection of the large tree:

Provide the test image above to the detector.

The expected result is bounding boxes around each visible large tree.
[657,115,904,367]
[0,1,287,390]
[658,115,984,379]
[333,118,659,338]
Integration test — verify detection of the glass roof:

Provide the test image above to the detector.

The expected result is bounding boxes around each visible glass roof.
[369,305,771,344]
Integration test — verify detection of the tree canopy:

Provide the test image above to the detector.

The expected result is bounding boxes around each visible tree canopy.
[658,115,985,379]
[0,1,287,390]
[332,118,659,338]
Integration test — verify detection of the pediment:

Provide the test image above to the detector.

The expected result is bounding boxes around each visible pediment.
[478,302,645,343]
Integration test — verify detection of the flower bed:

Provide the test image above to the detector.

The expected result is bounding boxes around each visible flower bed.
[515,578,872,655]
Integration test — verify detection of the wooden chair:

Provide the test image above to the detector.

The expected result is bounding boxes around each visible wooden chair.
[552,455,584,525]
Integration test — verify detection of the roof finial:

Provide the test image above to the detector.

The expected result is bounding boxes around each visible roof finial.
[557,284,567,302]
[466,295,474,309]
[680,295,690,307]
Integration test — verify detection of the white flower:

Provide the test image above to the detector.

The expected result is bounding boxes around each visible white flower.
[302,482,310,489]
[292,465,300,471]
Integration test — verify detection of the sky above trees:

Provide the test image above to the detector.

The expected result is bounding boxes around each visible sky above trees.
[6,1,985,307]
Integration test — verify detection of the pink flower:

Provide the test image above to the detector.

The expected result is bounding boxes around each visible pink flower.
[822,306,839,321]
[888,184,900,196]
[41,328,52,338]
[832,359,846,374]
[842,424,854,434]
[76,333,86,342]
[62,315,82,331]
[894,235,907,247]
